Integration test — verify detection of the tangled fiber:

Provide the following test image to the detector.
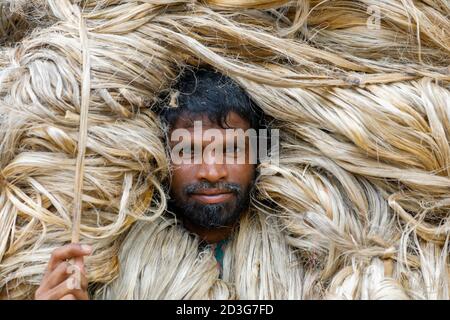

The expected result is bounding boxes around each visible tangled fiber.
[0,0,449,299]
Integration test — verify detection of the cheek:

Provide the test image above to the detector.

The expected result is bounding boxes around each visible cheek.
[227,164,256,186]
[170,164,196,194]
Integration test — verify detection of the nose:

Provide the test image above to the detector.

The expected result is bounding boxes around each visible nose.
[196,153,228,183]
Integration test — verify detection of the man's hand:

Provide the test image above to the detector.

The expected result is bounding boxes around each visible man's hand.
[35,244,92,300]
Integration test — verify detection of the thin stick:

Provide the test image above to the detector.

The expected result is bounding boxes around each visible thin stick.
[71,12,91,244]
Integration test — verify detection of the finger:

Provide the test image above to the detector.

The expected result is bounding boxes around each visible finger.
[67,271,89,291]
[64,265,88,290]
[44,278,88,300]
[72,288,89,300]
[34,287,46,300]
[41,259,87,293]
[48,244,92,272]
[46,261,88,290]
[61,294,76,300]
[42,261,72,290]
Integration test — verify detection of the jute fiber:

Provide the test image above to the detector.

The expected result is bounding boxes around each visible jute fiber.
[0,0,449,299]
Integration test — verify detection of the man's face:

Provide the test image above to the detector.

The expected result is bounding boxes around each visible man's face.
[168,111,256,229]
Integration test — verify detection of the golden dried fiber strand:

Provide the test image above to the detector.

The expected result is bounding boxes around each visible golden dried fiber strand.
[303,0,450,68]
[0,0,53,45]
[96,211,307,300]
[324,259,410,300]
[0,1,171,298]
[222,211,308,299]
[247,78,449,298]
[95,217,233,300]
[0,0,449,299]
[38,0,450,82]
[71,6,91,244]
[204,0,291,9]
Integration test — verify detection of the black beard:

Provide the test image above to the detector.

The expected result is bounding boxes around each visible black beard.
[169,181,252,229]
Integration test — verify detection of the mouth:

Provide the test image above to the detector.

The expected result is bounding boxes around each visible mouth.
[189,189,234,204]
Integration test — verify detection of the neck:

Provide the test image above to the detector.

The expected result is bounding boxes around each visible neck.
[183,218,236,244]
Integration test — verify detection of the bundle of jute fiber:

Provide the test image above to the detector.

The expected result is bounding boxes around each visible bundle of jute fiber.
[0,0,449,299]
[0,0,54,46]
[95,211,306,300]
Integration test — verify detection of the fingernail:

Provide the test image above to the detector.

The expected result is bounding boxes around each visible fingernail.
[81,244,92,254]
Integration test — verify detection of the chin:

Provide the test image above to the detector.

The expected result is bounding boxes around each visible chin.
[186,202,241,229]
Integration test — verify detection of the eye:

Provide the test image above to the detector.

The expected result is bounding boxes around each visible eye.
[175,144,193,157]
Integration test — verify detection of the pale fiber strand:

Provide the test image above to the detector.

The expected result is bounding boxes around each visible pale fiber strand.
[0,0,448,299]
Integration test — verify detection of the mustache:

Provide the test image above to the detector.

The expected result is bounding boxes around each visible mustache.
[184,181,241,195]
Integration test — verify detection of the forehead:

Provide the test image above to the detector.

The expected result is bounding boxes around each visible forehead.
[170,111,251,131]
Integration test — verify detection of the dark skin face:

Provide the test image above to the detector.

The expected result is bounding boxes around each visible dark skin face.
[168,111,256,243]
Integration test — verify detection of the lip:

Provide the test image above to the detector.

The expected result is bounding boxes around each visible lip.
[190,189,234,204]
